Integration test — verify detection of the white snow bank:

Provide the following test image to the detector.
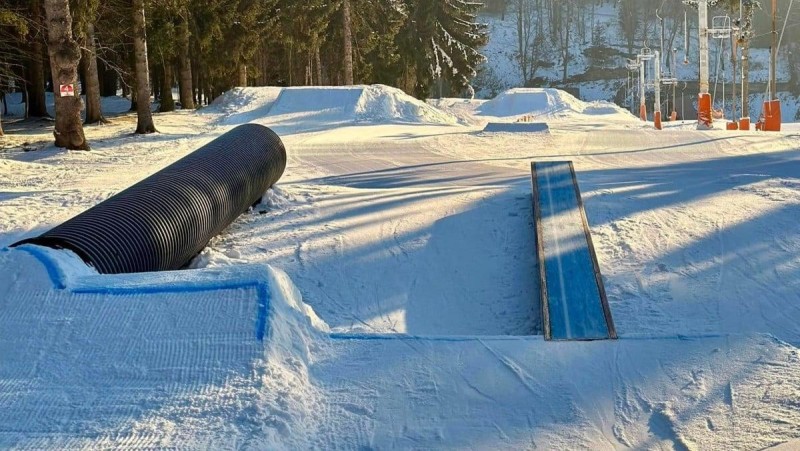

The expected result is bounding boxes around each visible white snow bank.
[210,85,459,128]
[477,88,636,121]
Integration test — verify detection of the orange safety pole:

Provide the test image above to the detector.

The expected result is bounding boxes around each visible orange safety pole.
[697,93,712,128]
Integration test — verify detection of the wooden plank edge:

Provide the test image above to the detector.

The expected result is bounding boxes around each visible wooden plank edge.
[531,162,552,340]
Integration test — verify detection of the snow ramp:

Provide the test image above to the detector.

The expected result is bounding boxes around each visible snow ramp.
[207,87,284,125]
[477,88,634,121]
[246,85,458,125]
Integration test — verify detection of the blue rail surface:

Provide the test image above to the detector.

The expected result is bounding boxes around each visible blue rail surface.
[531,161,616,340]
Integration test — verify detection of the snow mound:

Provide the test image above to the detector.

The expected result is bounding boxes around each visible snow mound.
[477,88,635,121]
[353,85,459,124]
[216,85,459,126]
[207,87,284,125]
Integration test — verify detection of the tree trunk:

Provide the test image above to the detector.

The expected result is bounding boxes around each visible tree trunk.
[315,46,322,85]
[99,59,119,96]
[159,60,175,112]
[342,0,354,85]
[197,68,205,105]
[237,63,247,87]
[177,14,194,109]
[27,0,48,117]
[82,23,105,124]
[152,64,161,102]
[132,0,156,134]
[562,4,571,84]
[742,42,750,118]
[44,0,89,150]
[192,57,200,105]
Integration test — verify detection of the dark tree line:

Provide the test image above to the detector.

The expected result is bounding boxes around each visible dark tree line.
[0,0,488,149]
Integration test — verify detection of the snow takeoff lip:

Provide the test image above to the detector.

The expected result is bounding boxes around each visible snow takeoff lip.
[12,124,287,274]
[531,161,616,341]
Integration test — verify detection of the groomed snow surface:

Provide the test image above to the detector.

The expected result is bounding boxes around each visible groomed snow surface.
[2,85,800,449]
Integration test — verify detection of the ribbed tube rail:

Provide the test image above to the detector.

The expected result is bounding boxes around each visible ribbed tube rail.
[13,124,286,274]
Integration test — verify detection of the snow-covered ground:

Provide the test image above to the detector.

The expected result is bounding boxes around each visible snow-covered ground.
[2,85,800,449]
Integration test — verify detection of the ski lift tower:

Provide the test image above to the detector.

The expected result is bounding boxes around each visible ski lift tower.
[696,1,712,129]
[626,59,641,115]
[653,50,663,129]
[637,46,655,122]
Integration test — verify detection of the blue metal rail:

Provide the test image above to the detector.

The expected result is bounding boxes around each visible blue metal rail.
[531,161,616,340]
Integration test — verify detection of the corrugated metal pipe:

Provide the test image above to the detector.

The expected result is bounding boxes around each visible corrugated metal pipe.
[13,124,286,274]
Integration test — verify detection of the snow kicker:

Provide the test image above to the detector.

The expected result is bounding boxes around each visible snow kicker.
[531,161,616,341]
[12,124,287,274]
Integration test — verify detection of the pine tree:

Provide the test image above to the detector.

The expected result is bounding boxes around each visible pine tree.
[396,0,488,98]
[342,0,354,84]
[132,0,156,133]
[73,0,105,124]
[0,4,28,133]
[26,0,49,118]
[44,0,89,149]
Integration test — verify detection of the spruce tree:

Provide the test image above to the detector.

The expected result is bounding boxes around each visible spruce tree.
[396,0,488,98]
[132,0,156,133]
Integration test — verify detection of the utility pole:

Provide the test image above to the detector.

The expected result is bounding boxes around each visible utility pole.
[770,0,778,100]
[640,58,646,121]
[698,1,709,95]
[654,51,662,129]
[697,0,712,128]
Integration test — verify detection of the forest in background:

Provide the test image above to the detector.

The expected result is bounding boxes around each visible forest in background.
[0,0,487,148]
[1,1,799,149]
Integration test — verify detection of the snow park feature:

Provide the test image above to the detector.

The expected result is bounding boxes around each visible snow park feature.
[476,88,634,123]
[482,122,549,133]
[13,124,287,273]
[531,162,616,341]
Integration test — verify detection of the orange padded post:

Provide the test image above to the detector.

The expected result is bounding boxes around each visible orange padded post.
[726,122,738,130]
[654,111,662,130]
[762,100,781,132]
[669,111,678,121]
[640,104,647,122]
[740,117,751,131]
[697,93,712,128]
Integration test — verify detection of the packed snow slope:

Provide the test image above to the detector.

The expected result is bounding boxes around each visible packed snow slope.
[2,87,800,449]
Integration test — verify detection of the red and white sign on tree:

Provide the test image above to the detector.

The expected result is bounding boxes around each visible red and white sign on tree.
[59,84,75,97]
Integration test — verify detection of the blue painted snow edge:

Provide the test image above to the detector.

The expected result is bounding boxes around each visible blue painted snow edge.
[15,244,271,341]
